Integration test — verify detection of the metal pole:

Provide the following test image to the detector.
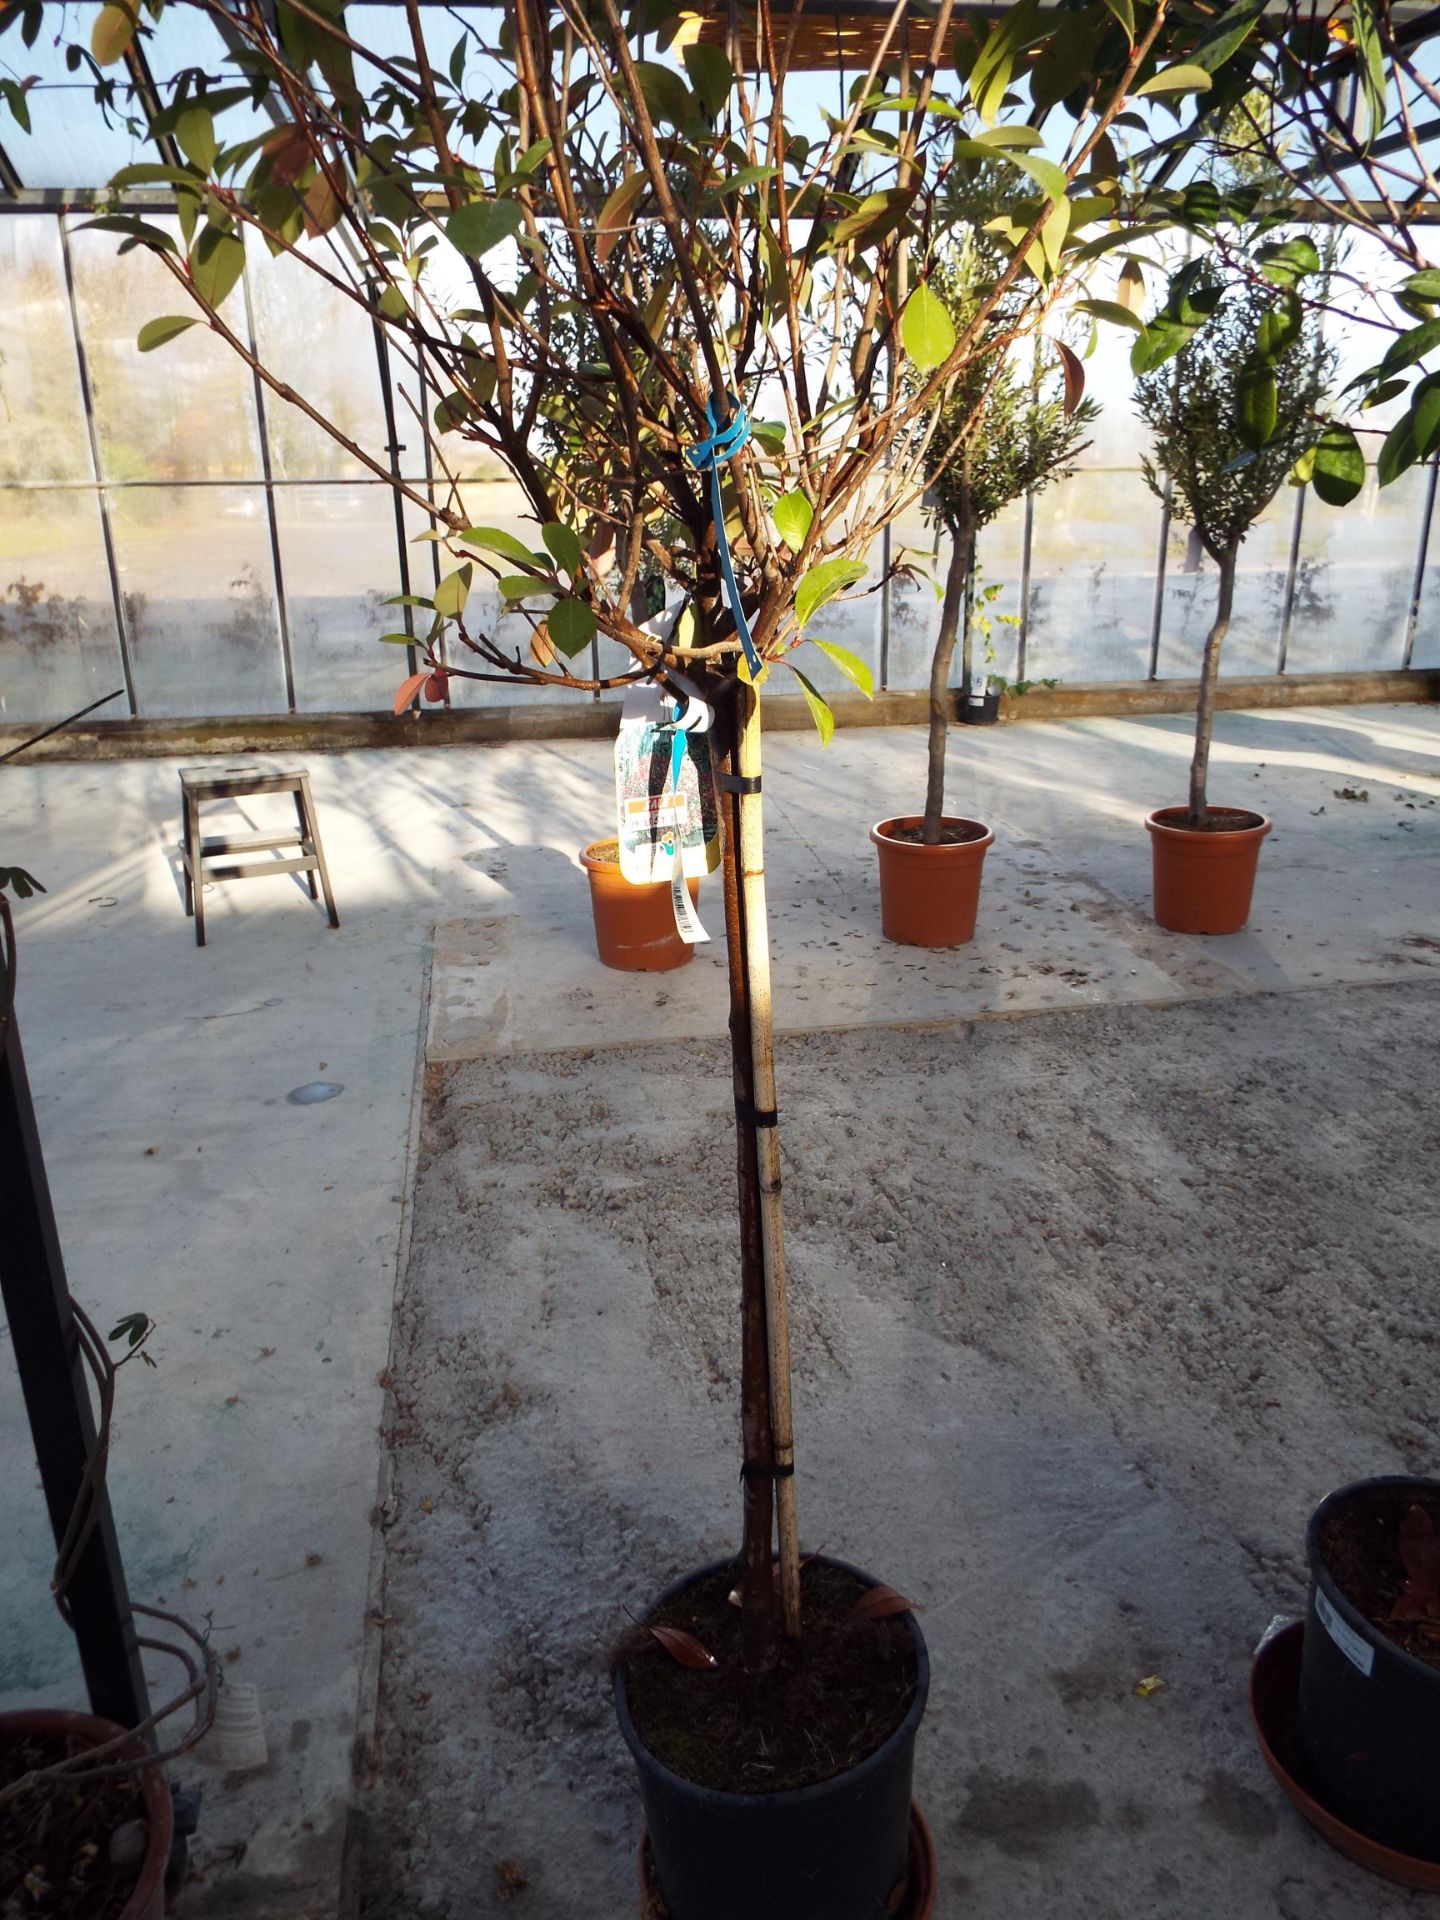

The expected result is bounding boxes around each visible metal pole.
[1016,491,1034,680]
[0,991,151,1730]
[242,259,297,711]
[1147,481,1172,680]
[371,305,419,679]
[1403,460,1439,670]
[1276,484,1308,675]
[59,215,139,717]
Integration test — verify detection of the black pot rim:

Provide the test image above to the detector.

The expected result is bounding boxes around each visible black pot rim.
[1306,1474,1440,1690]
[614,1554,930,1811]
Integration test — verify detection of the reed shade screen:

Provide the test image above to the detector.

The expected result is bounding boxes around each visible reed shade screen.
[691,1,971,71]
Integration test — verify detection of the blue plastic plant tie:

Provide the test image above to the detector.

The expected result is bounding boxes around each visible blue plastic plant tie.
[686,393,764,679]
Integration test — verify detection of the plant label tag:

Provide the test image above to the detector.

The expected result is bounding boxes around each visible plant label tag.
[1315,1588,1374,1677]
[615,684,720,885]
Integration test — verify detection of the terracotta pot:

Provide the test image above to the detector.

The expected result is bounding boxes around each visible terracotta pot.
[580,839,699,972]
[870,817,994,948]
[1144,806,1271,935]
[0,1709,173,1920]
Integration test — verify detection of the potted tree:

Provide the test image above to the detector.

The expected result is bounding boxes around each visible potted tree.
[1134,243,1333,933]
[25,0,1264,1908]
[873,230,1095,948]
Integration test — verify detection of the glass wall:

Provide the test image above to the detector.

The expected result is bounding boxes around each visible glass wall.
[0,208,1436,729]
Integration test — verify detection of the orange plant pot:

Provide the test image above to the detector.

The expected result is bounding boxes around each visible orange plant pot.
[580,838,699,972]
[870,817,994,948]
[0,1709,174,1920]
[1144,807,1271,935]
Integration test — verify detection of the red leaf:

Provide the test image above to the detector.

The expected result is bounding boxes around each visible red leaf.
[423,670,449,703]
[647,1625,717,1671]
[393,671,429,716]
[851,1585,918,1621]
[1056,340,1085,417]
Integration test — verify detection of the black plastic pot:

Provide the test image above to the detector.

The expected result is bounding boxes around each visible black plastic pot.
[614,1557,929,1920]
[959,681,1000,726]
[1296,1475,1440,1861]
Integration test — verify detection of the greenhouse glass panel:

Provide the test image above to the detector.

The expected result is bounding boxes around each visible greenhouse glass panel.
[68,218,262,483]
[109,487,286,715]
[1287,468,1426,673]
[1155,496,1295,680]
[0,218,92,483]
[0,490,125,725]
[281,485,411,712]
[246,232,389,480]
[1410,484,1440,669]
[0,4,156,186]
[144,9,277,148]
[1026,471,1161,683]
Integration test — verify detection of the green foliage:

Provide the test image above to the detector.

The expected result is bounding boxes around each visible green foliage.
[1136,260,1333,559]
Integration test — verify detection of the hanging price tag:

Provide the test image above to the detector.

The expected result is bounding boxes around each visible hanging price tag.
[615,683,721,887]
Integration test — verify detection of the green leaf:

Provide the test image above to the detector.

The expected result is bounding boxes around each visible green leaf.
[773,490,814,550]
[633,59,696,128]
[1311,423,1366,505]
[952,140,1067,206]
[542,522,582,575]
[810,639,874,699]
[1402,268,1440,301]
[1411,372,1440,456]
[448,199,523,258]
[498,574,555,602]
[190,228,245,309]
[458,526,544,567]
[510,137,552,178]
[1256,235,1320,288]
[547,596,596,656]
[1377,412,1418,486]
[137,314,200,352]
[91,0,137,65]
[377,282,409,321]
[1,77,32,133]
[1361,378,1408,411]
[1187,0,1266,72]
[1130,317,1194,376]
[1076,297,1144,333]
[968,0,1043,123]
[175,105,218,173]
[683,41,733,118]
[1379,318,1440,379]
[1256,289,1303,361]
[751,418,788,454]
[791,667,835,746]
[378,632,417,644]
[595,172,648,265]
[830,187,915,251]
[1351,0,1388,148]
[795,556,867,629]
[1236,361,1278,449]
[1134,64,1213,96]
[1099,0,1135,42]
[74,215,179,253]
[433,566,472,618]
[383,593,434,607]
[903,282,957,372]
[1376,375,1440,484]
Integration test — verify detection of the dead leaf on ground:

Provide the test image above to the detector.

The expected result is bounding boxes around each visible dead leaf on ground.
[419,1495,435,1513]
[496,1859,528,1900]
[647,1625,717,1670]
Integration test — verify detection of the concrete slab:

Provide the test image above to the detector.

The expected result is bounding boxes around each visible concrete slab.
[0,701,1435,1918]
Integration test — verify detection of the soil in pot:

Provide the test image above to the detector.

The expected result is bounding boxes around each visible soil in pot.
[878,821,988,849]
[619,1561,917,1794]
[1320,1485,1440,1671]
[0,1728,152,1920]
[580,838,699,973]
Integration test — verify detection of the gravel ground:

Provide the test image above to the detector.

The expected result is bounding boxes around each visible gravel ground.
[354,977,1440,1920]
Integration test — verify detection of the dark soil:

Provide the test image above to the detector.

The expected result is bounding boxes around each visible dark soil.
[618,1561,918,1794]
[883,820,988,847]
[1154,806,1267,834]
[1320,1486,1440,1672]
[0,1731,150,1920]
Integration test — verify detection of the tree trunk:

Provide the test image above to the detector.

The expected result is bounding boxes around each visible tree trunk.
[1189,544,1237,827]
[718,737,779,1671]
[922,523,972,845]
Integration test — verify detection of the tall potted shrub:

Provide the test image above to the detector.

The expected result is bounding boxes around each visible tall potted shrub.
[873,229,1095,947]
[20,0,1262,1908]
[1134,247,1332,933]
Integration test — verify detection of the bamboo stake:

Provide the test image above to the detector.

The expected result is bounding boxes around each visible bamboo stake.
[735,678,802,1638]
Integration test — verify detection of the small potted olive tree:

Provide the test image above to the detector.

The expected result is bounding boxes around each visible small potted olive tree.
[873,225,1095,948]
[1134,244,1332,933]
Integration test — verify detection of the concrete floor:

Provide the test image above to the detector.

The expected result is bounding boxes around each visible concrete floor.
[0,702,1436,1917]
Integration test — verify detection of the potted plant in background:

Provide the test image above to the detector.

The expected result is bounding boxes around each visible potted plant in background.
[873,224,1095,948]
[25,0,1263,1907]
[1133,229,1334,934]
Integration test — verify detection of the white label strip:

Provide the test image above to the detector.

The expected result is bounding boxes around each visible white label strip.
[669,851,709,945]
[1316,1588,1374,1677]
